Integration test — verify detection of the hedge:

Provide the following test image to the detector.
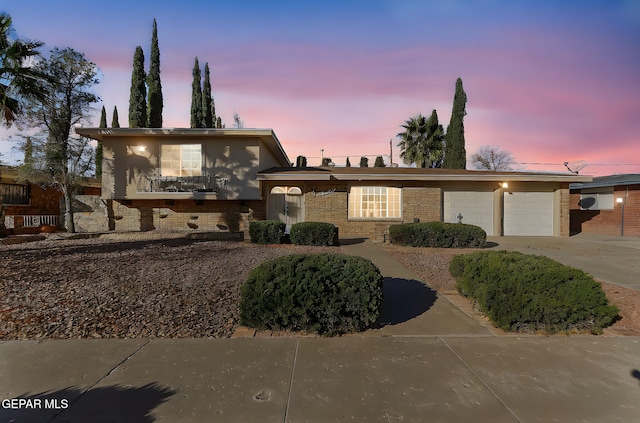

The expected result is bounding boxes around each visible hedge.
[450,250,620,334]
[389,222,486,248]
[290,222,339,246]
[240,254,383,335]
[249,220,285,244]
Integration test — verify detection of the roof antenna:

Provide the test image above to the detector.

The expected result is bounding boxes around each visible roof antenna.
[564,160,587,174]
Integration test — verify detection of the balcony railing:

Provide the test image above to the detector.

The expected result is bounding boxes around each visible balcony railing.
[139,175,227,194]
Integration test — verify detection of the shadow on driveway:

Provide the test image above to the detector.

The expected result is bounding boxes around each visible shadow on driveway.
[375,277,437,328]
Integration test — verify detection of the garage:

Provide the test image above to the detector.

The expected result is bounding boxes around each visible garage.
[503,192,554,236]
[443,191,494,235]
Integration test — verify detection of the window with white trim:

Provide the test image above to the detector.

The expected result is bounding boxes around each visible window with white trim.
[160,144,202,176]
[580,188,614,210]
[348,186,401,219]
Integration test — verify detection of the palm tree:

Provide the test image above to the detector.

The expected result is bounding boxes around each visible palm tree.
[0,13,50,127]
[397,110,444,168]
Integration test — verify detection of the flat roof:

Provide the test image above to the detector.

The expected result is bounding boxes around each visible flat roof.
[75,127,291,167]
[257,166,593,183]
[570,174,640,189]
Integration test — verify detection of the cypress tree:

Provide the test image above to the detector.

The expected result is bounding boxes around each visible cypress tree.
[216,116,223,128]
[112,106,120,128]
[443,77,467,169]
[128,46,147,127]
[96,106,106,177]
[346,157,351,167]
[147,19,163,127]
[202,62,214,128]
[190,57,203,128]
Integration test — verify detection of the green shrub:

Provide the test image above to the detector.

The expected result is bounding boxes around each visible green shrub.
[450,251,620,334]
[240,254,383,335]
[249,220,286,244]
[290,222,338,246]
[389,222,486,248]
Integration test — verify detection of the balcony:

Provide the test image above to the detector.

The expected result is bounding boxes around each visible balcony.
[134,175,228,199]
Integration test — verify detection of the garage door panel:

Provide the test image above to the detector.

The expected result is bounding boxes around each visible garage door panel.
[443,191,494,235]
[503,192,553,236]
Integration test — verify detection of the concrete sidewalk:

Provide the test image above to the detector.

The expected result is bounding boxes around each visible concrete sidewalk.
[1,238,639,422]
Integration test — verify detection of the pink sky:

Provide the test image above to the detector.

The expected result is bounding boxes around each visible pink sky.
[1,1,638,176]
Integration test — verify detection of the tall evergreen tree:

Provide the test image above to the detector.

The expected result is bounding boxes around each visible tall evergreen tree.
[128,46,146,127]
[216,116,223,128]
[190,57,203,128]
[443,77,467,169]
[147,19,163,127]
[345,157,351,167]
[359,156,369,167]
[96,106,106,177]
[111,106,120,128]
[202,62,214,127]
[374,156,386,167]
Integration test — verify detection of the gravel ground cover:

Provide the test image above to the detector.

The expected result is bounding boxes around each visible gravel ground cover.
[0,237,334,339]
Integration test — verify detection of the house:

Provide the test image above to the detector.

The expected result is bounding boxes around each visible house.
[75,127,591,238]
[570,174,640,237]
[0,165,100,234]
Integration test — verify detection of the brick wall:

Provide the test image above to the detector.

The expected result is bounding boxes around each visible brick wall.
[290,182,442,241]
[570,185,640,237]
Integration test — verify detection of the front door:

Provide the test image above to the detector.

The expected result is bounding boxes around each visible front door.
[268,187,304,232]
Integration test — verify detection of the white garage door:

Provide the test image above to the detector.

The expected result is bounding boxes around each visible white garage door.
[503,192,553,236]
[443,191,494,235]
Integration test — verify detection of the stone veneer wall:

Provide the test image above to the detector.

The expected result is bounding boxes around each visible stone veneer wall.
[71,196,265,235]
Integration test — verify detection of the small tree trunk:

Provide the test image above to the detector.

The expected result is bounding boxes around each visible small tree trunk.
[0,201,6,237]
[62,184,75,233]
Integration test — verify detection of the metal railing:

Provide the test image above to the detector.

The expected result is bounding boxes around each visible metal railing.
[139,175,227,193]
[23,215,59,227]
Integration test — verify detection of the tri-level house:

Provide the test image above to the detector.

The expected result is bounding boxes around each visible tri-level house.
[76,127,591,239]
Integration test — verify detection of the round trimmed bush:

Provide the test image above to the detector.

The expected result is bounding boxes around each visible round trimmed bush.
[290,222,338,246]
[389,222,486,248]
[249,220,285,244]
[240,254,383,335]
[450,250,620,334]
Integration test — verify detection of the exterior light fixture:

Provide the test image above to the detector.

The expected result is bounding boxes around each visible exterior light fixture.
[137,145,146,152]
[501,182,509,189]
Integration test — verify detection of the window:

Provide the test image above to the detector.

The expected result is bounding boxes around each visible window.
[160,144,202,176]
[349,186,401,219]
[0,183,30,205]
[580,188,614,210]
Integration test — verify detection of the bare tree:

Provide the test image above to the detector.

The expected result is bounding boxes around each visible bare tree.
[471,145,515,171]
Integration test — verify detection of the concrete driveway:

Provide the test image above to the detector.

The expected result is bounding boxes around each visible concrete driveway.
[486,233,640,291]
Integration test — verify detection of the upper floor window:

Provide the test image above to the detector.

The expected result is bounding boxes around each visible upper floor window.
[580,187,613,210]
[160,144,202,176]
[348,186,401,219]
[0,183,30,205]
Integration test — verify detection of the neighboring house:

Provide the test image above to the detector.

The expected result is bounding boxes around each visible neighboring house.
[0,165,99,234]
[74,128,291,233]
[75,127,591,238]
[570,174,640,237]
[1,165,62,234]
